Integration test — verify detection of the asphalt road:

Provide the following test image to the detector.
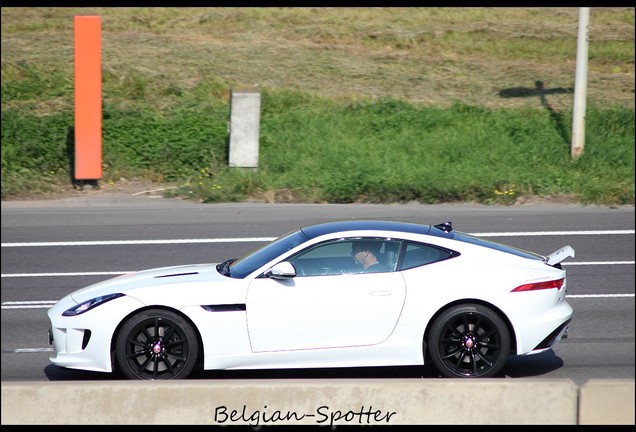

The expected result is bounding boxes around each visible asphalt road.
[1,194,634,385]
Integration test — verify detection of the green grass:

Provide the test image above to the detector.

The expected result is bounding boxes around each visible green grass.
[1,7,634,205]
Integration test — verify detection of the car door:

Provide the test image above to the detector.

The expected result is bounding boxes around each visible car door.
[246,239,406,352]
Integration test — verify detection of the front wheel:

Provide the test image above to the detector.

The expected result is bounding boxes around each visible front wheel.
[115,309,198,380]
[428,304,510,378]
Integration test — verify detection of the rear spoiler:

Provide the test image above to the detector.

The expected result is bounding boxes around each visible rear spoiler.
[545,245,575,266]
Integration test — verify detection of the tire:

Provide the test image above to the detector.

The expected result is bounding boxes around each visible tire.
[115,309,198,380]
[428,304,510,378]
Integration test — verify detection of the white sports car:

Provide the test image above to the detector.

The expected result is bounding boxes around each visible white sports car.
[48,220,574,380]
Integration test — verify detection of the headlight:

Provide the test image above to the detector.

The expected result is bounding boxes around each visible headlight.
[62,293,124,316]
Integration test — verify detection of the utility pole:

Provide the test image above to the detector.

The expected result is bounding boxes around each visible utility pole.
[571,7,590,160]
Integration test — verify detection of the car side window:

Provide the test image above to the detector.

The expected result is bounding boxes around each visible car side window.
[289,240,357,276]
[399,242,454,270]
[289,238,401,276]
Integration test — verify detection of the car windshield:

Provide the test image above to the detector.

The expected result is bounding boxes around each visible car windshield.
[225,229,309,278]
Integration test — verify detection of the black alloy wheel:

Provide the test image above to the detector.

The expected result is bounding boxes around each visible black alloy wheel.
[115,309,198,380]
[428,304,510,378]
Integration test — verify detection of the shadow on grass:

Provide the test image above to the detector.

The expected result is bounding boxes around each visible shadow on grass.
[65,126,99,191]
[499,80,573,147]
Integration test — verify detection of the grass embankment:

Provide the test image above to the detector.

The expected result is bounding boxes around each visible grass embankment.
[1,7,634,205]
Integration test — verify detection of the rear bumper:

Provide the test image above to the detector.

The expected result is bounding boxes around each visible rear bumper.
[533,318,571,351]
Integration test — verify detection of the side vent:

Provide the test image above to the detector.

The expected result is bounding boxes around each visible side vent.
[202,304,247,312]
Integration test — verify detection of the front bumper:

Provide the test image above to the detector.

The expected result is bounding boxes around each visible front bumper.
[47,294,144,373]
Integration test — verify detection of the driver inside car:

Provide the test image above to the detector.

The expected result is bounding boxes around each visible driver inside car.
[351,241,389,273]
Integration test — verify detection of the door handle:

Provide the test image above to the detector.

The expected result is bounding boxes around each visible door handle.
[370,290,391,296]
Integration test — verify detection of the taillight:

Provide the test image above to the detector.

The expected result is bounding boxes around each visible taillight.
[511,278,564,292]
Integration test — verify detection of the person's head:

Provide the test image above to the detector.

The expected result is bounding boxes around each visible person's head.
[351,241,381,269]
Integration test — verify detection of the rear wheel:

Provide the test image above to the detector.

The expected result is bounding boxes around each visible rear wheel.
[428,304,510,378]
[115,309,198,380]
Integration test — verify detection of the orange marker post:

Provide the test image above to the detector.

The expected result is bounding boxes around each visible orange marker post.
[74,16,102,180]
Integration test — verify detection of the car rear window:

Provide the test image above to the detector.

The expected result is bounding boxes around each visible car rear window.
[401,242,454,270]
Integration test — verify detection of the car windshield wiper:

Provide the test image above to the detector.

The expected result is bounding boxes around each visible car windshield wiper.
[216,258,237,276]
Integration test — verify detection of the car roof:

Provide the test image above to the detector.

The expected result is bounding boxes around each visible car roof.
[298,220,545,262]
[299,220,453,239]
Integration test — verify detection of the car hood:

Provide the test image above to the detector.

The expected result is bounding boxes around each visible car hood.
[68,263,228,304]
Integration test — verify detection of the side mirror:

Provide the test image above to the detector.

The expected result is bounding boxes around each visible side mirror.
[265,261,297,279]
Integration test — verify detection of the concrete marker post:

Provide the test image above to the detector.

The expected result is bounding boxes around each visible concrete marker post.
[229,86,261,169]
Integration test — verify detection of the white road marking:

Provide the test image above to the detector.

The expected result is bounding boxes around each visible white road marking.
[2,293,634,310]
[2,230,633,309]
[1,260,634,278]
[3,229,632,356]
[1,238,277,247]
[471,230,634,237]
[1,230,633,248]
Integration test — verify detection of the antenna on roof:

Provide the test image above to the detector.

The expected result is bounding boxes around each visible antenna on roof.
[434,222,453,233]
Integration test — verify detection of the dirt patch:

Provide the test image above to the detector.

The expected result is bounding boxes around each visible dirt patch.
[4,179,180,202]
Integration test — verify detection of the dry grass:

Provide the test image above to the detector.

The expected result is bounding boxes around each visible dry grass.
[2,7,634,113]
